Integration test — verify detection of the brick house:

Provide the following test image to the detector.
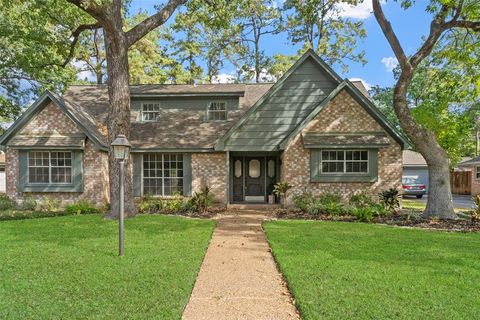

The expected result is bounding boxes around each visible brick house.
[0,50,406,207]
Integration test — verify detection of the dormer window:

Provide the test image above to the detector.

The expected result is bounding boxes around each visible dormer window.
[142,103,160,121]
[207,101,227,121]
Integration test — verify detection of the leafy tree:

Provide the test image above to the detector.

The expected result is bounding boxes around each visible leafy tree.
[281,0,367,73]
[64,0,187,217]
[236,0,282,82]
[372,0,480,219]
[0,0,84,125]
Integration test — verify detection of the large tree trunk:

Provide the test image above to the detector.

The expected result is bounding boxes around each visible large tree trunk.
[104,5,137,218]
[393,73,456,219]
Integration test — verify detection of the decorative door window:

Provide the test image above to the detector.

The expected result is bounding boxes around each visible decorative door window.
[248,159,261,178]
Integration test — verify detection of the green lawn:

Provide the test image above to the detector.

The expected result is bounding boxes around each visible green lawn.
[0,214,215,319]
[264,220,480,320]
[402,198,471,213]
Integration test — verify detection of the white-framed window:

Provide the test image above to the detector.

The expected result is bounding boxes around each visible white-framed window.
[141,103,160,121]
[476,166,480,179]
[320,150,368,174]
[207,101,227,121]
[143,153,183,196]
[28,151,72,184]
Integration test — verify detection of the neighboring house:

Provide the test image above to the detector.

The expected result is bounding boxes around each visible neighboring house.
[0,151,5,193]
[402,150,429,189]
[0,50,406,207]
[456,157,480,196]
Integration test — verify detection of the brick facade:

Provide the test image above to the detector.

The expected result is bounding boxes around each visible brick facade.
[281,89,403,205]
[191,153,227,203]
[5,102,109,207]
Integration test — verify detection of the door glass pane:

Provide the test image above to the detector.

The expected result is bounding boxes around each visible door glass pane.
[234,160,242,178]
[267,160,275,178]
[248,159,260,178]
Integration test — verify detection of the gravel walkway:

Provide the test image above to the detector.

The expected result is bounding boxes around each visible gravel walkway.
[182,211,299,320]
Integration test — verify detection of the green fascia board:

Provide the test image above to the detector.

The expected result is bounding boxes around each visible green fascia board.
[215,49,342,151]
[304,144,390,149]
[11,145,85,150]
[279,82,348,149]
[131,92,245,98]
[279,80,410,150]
[131,148,215,153]
[0,91,108,150]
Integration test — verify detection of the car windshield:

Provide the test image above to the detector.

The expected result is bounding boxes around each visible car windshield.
[403,178,421,184]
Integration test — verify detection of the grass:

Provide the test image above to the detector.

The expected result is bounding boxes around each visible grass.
[402,198,471,213]
[264,220,480,320]
[0,214,215,319]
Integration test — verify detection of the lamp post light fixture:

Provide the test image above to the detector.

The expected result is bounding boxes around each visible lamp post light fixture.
[111,134,131,257]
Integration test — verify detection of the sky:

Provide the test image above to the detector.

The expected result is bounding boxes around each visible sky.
[128,0,432,89]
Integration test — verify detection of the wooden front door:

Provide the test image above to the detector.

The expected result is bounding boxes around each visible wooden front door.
[244,157,265,202]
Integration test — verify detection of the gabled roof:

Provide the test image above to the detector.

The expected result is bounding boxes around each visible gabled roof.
[62,84,272,150]
[278,80,408,149]
[215,49,342,151]
[0,91,108,150]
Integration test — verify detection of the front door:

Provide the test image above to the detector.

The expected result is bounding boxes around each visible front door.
[244,157,265,202]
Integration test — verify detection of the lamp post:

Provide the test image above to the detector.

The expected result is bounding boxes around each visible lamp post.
[111,134,131,256]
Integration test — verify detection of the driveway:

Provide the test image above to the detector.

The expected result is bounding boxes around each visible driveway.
[404,194,475,210]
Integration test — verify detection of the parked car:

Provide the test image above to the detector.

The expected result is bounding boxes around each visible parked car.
[402,177,427,198]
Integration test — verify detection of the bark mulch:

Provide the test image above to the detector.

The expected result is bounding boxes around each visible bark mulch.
[271,209,480,232]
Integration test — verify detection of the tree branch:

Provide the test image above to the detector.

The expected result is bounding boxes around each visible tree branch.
[372,0,411,71]
[62,23,102,67]
[126,0,188,47]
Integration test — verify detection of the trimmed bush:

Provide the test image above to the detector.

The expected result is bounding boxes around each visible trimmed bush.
[0,194,15,211]
[65,201,101,215]
[293,190,315,212]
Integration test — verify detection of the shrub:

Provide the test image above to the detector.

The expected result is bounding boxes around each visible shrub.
[65,201,101,215]
[349,193,375,208]
[305,192,345,216]
[293,190,314,212]
[351,206,376,222]
[20,196,37,211]
[472,195,480,222]
[379,188,401,212]
[189,186,214,214]
[0,194,15,211]
[38,196,61,212]
[273,181,292,197]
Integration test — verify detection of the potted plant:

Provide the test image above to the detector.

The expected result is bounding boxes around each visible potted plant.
[273,181,292,207]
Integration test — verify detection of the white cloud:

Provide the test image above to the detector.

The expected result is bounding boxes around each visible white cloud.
[211,73,236,84]
[338,0,385,20]
[381,56,399,72]
[349,77,373,91]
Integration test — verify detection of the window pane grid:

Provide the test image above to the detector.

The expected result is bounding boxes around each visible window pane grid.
[143,153,184,196]
[142,103,160,121]
[320,150,368,174]
[207,102,227,121]
[28,151,73,184]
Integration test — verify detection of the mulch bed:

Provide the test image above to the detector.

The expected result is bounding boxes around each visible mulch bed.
[270,209,480,232]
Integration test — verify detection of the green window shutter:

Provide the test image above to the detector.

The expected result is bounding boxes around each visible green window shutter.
[310,149,320,180]
[183,154,192,196]
[133,153,143,197]
[18,150,28,191]
[72,151,84,192]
